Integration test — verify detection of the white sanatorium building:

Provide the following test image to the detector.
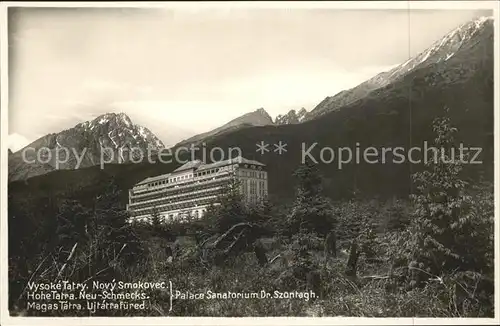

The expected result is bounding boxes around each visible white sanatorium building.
[127,156,268,223]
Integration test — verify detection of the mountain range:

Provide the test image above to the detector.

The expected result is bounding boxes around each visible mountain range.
[175,107,310,148]
[306,16,494,120]
[8,113,164,181]
[175,108,275,147]
[8,16,494,206]
[8,106,309,181]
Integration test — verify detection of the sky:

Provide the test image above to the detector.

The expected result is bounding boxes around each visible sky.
[7,6,492,151]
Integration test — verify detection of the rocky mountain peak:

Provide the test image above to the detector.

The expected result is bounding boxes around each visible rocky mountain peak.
[254,108,274,123]
[275,108,308,125]
[8,112,165,181]
[78,112,134,131]
[378,15,493,82]
[176,108,274,147]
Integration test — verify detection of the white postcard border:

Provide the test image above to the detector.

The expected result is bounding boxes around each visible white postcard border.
[0,1,498,325]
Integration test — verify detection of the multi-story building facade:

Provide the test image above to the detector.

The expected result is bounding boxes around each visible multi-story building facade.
[127,156,268,223]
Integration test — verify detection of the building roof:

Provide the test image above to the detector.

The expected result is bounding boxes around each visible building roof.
[173,159,203,172]
[136,174,170,185]
[197,156,265,171]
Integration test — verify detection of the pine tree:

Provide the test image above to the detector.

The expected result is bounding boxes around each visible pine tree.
[287,160,334,237]
[150,206,162,228]
[409,115,476,275]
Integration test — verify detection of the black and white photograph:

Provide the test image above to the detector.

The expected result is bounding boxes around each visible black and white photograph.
[1,1,499,323]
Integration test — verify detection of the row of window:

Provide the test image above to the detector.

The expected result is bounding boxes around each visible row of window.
[131,208,207,224]
[249,180,257,195]
[243,164,263,170]
[131,177,268,209]
[138,165,263,189]
[138,169,221,189]
[131,177,229,202]
[259,181,266,197]
[170,173,193,183]
[132,173,231,197]
[240,179,268,197]
[131,189,222,211]
[240,171,266,179]
[131,196,216,216]
[149,167,237,188]
[162,208,206,220]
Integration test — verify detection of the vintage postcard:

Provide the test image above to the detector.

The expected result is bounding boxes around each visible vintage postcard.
[1,1,499,325]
